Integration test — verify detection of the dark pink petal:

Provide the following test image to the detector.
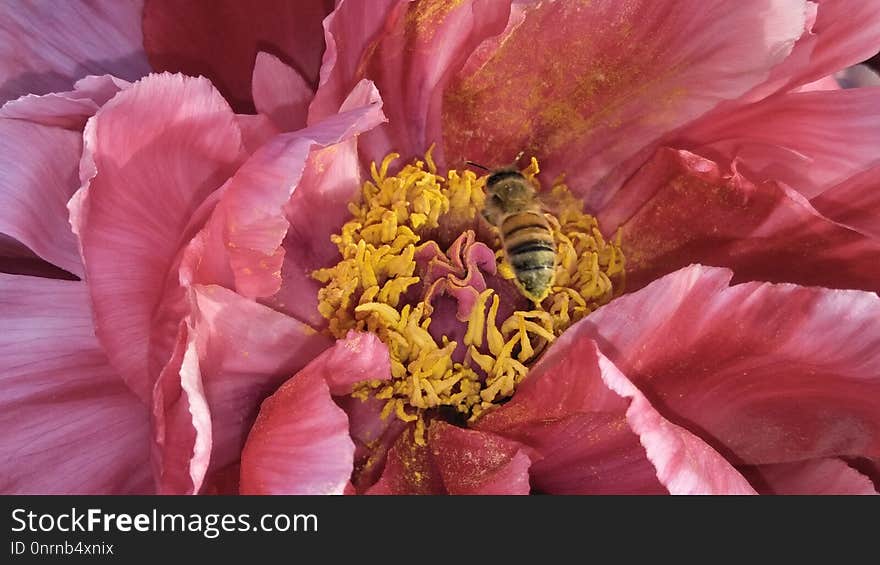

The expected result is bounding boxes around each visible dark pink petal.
[745,459,878,495]
[429,421,532,495]
[477,335,754,494]
[0,235,76,280]
[185,80,385,316]
[581,265,880,467]
[151,323,212,495]
[189,284,332,486]
[604,148,880,294]
[0,119,83,277]
[252,52,313,132]
[239,332,390,494]
[1,74,129,130]
[366,425,445,495]
[143,0,334,113]
[70,73,245,401]
[442,0,807,208]
[673,88,880,199]
[0,1,148,104]
[0,275,151,494]
[812,164,880,240]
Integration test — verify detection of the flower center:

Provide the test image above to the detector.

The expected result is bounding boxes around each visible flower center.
[313,147,625,444]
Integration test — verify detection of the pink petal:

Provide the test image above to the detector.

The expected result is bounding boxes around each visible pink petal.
[365,425,445,495]
[314,0,513,166]
[0,1,148,104]
[1,74,129,130]
[429,421,532,495]
[70,73,245,401]
[477,334,754,494]
[836,64,880,88]
[239,332,390,495]
[604,148,880,294]
[812,164,880,240]
[252,52,313,132]
[581,265,880,466]
[442,0,807,209]
[143,0,334,113]
[0,234,77,280]
[795,74,841,92]
[673,88,880,199]
[151,323,212,495]
[0,275,152,494]
[0,118,83,277]
[189,284,332,485]
[745,459,878,495]
[185,80,385,308]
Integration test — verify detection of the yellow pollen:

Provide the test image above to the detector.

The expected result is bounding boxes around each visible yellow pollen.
[314,147,625,445]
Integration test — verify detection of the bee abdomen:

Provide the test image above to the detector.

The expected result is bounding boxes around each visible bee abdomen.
[501,213,556,300]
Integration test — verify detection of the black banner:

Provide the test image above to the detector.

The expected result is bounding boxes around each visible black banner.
[1,496,872,562]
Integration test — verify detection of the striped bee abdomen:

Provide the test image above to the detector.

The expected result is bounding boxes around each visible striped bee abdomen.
[501,212,556,301]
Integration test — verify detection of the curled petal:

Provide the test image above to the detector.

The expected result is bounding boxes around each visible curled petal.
[580,265,880,467]
[252,52,313,132]
[239,332,391,494]
[744,459,878,495]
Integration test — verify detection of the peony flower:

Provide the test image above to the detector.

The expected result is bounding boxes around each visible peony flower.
[2,0,880,495]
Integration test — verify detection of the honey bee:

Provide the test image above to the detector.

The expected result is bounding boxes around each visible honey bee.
[470,160,556,304]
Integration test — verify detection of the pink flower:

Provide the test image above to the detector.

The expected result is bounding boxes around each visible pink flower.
[2,0,880,495]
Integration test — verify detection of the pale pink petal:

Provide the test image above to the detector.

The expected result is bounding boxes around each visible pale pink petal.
[581,265,880,466]
[189,284,332,486]
[429,422,532,495]
[252,52,313,132]
[143,0,334,113]
[746,459,878,495]
[796,74,840,92]
[0,1,148,104]
[365,425,445,495]
[235,113,282,156]
[442,0,808,209]
[0,275,152,494]
[151,323,212,495]
[239,332,390,495]
[1,74,129,130]
[477,333,754,494]
[0,119,83,277]
[603,148,880,294]
[812,164,880,240]
[184,80,385,308]
[71,73,245,401]
[673,88,880,199]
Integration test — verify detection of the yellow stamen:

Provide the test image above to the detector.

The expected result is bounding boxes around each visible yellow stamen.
[314,150,624,445]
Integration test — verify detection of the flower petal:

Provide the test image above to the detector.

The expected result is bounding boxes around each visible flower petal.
[429,421,532,495]
[0,118,83,277]
[744,459,878,495]
[605,148,880,294]
[0,1,148,104]
[189,284,332,487]
[1,74,129,130]
[151,323,212,495]
[580,265,880,466]
[673,88,880,199]
[70,73,245,401]
[183,79,385,309]
[477,334,754,494]
[239,332,390,494]
[143,0,334,113]
[365,425,445,495]
[442,0,808,208]
[812,164,880,240]
[252,52,313,132]
[0,275,152,494]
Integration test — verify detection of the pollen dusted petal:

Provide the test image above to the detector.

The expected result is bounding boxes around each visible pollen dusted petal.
[580,264,880,468]
[143,0,334,113]
[239,332,391,495]
[365,425,445,495]
[442,0,808,208]
[0,1,148,105]
[604,148,880,294]
[0,276,152,494]
[70,73,245,402]
[429,421,532,495]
